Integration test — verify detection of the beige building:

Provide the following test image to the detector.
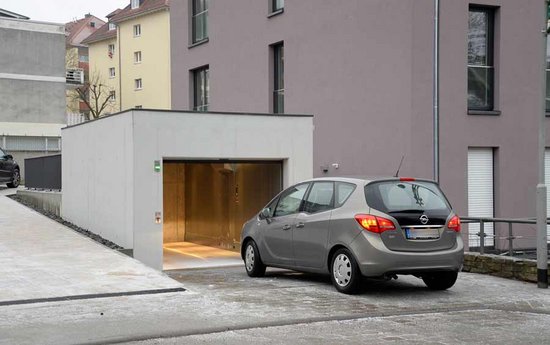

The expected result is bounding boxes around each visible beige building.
[83,0,171,115]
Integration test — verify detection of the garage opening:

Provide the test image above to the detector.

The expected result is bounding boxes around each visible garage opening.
[162,161,283,270]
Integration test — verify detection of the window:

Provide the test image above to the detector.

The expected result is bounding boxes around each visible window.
[108,22,116,31]
[79,55,89,62]
[109,91,116,101]
[274,183,309,217]
[135,78,142,90]
[109,67,115,78]
[303,182,334,214]
[131,0,140,9]
[272,43,284,113]
[134,51,142,64]
[468,6,495,111]
[108,44,115,57]
[336,182,356,207]
[271,0,284,12]
[193,66,209,111]
[90,22,96,28]
[133,24,141,37]
[192,0,208,43]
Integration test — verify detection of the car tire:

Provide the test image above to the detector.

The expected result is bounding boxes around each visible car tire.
[422,271,458,290]
[244,240,266,277]
[330,248,361,294]
[7,169,20,188]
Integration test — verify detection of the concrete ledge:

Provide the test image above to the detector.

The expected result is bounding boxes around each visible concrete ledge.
[463,252,550,284]
[16,189,61,216]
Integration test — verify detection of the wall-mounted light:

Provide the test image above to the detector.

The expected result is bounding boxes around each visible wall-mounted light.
[154,160,161,172]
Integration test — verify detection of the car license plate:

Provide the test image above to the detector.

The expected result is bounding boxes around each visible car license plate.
[405,228,440,240]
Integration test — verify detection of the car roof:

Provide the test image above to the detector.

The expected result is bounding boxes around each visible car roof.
[302,176,437,185]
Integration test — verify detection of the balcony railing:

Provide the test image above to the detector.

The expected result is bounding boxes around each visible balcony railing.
[66,68,84,85]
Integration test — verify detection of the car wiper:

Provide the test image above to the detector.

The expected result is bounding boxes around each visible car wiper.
[388,209,425,213]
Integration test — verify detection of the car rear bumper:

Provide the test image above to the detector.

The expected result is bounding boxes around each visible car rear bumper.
[350,231,464,277]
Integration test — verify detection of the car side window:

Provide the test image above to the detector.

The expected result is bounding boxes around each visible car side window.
[264,196,279,218]
[336,182,356,207]
[274,183,309,217]
[0,148,5,157]
[303,182,334,214]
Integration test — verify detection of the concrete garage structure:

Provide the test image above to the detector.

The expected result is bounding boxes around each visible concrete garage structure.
[61,109,313,269]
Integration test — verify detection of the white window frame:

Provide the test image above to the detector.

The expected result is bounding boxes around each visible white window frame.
[109,67,115,78]
[133,24,141,37]
[135,78,143,90]
[108,22,116,31]
[131,0,140,10]
[108,44,115,56]
[134,51,142,64]
[109,90,116,101]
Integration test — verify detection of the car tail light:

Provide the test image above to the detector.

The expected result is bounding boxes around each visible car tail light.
[355,214,396,233]
[399,177,416,181]
[448,215,461,232]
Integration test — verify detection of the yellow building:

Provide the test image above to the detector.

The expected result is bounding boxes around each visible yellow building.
[83,0,171,115]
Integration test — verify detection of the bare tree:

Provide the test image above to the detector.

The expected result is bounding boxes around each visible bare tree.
[71,71,116,120]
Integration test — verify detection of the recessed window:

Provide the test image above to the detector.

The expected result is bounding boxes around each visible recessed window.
[135,78,142,90]
[133,24,141,37]
[108,44,115,57]
[193,66,209,111]
[134,51,142,64]
[109,67,115,78]
[192,0,208,43]
[272,42,284,113]
[108,22,116,31]
[271,0,284,13]
[468,6,495,111]
[109,91,116,101]
[131,0,140,10]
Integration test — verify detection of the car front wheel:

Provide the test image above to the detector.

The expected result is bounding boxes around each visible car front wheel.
[422,271,458,290]
[330,248,361,294]
[244,240,266,277]
[7,169,20,188]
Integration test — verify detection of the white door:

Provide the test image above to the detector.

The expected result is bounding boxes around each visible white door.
[545,150,550,243]
[468,148,494,247]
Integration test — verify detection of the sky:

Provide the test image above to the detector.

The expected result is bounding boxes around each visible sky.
[1,0,130,23]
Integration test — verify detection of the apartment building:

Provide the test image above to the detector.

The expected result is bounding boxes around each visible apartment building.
[66,14,105,123]
[169,0,549,250]
[0,10,66,177]
[83,0,171,114]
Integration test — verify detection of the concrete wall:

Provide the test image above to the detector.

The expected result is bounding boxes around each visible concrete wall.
[62,109,313,269]
[0,18,66,126]
[16,190,62,216]
[62,112,135,249]
[170,0,547,249]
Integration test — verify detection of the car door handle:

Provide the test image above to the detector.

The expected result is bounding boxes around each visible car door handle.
[295,222,305,228]
[282,224,291,231]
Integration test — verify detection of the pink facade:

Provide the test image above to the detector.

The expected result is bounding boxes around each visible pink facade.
[170,0,549,249]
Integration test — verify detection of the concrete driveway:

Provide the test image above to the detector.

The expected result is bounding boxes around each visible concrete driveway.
[0,194,182,304]
[1,192,549,344]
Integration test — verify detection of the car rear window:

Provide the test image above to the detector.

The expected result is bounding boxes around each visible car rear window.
[365,180,451,214]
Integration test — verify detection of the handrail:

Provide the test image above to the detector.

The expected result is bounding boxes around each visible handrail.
[461,216,549,256]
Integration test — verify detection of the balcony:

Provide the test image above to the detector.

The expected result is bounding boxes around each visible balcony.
[66,68,84,85]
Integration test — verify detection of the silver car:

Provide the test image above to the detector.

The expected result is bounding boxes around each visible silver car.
[240,177,463,294]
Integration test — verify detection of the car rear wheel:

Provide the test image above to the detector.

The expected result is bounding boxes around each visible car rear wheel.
[330,248,361,294]
[422,271,458,290]
[244,240,266,277]
[7,169,20,188]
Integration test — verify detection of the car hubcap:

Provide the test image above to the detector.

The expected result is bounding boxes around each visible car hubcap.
[333,254,352,287]
[245,245,255,272]
[13,171,19,185]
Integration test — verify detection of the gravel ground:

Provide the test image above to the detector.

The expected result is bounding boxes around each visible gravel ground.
[7,194,123,250]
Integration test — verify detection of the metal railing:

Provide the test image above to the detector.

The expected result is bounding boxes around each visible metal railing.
[66,68,84,85]
[462,217,550,256]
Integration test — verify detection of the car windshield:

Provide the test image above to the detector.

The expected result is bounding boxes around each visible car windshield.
[365,180,451,214]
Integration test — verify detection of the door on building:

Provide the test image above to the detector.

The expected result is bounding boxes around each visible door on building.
[162,161,283,269]
[467,148,494,248]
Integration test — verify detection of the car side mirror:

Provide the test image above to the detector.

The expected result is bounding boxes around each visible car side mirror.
[260,208,271,220]
[5,154,13,160]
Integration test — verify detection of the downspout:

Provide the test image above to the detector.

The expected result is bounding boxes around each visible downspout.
[433,0,440,183]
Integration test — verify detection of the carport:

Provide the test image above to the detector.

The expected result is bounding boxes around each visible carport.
[61,109,313,270]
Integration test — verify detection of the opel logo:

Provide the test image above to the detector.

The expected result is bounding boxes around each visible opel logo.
[420,215,429,225]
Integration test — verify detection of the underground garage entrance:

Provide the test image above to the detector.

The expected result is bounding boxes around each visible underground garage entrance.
[162,161,282,270]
